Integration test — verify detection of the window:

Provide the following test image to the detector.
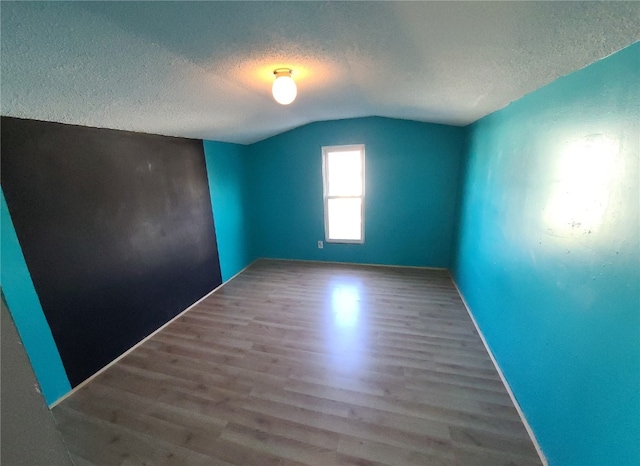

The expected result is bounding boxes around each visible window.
[322,144,365,243]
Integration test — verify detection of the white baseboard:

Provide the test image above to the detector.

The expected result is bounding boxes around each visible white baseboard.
[257,256,448,271]
[449,273,548,466]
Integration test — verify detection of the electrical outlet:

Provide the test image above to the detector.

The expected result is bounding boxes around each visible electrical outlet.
[318,240,323,249]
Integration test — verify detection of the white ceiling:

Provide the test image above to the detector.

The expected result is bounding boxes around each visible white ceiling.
[1,2,638,144]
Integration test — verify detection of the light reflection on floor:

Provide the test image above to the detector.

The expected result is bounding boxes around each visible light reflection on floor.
[325,279,368,373]
[331,284,360,328]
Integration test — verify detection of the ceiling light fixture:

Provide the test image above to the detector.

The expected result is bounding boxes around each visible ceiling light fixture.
[272,68,297,105]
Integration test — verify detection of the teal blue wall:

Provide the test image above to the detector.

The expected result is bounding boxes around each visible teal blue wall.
[452,43,640,466]
[203,140,254,281]
[1,190,71,404]
[247,117,465,267]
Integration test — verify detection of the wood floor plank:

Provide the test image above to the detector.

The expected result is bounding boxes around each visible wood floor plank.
[248,384,451,440]
[449,425,540,458]
[55,405,219,466]
[219,422,340,465]
[238,396,457,459]
[53,259,542,465]
[69,381,229,436]
[337,435,455,466]
[283,378,532,438]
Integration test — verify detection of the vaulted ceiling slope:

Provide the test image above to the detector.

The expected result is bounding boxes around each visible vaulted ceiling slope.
[1,2,638,144]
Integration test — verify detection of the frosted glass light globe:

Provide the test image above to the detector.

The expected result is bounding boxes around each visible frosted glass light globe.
[272,71,297,105]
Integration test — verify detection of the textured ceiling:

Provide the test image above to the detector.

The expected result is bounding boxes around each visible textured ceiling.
[1,2,638,144]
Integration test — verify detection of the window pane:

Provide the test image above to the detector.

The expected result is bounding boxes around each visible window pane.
[327,198,362,241]
[327,151,362,196]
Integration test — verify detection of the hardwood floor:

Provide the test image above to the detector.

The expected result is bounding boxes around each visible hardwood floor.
[53,259,543,466]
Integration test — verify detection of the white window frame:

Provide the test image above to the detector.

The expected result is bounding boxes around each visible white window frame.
[322,144,365,244]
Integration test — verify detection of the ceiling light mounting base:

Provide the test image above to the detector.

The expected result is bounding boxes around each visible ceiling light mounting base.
[273,68,293,77]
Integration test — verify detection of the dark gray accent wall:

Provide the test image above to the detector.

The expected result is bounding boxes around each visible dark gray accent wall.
[1,117,223,387]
